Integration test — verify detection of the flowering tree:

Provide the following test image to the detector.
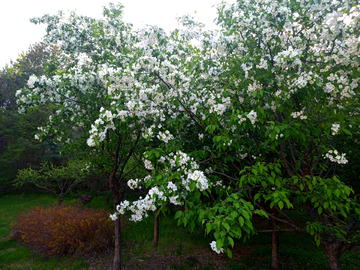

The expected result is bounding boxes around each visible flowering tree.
[17,1,360,269]
[16,4,207,269]
[109,1,360,269]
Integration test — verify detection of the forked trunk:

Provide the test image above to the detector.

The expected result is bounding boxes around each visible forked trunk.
[271,208,280,270]
[154,208,160,247]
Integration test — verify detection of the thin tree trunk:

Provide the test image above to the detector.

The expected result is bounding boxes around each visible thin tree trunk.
[272,208,280,270]
[322,241,344,270]
[57,196,64,206]
[113,194,122,270]
[154,208,160,247]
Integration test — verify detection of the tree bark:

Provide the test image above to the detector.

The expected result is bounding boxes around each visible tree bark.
[57,196,64,206]
[113,194,122,270]
[322,241,344,270]
[271,208,280,270]
[154,208,160,247]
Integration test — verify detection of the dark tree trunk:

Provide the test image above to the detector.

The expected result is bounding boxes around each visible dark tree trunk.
[271,209,280,270]
[113,194,122,270]
[322,241,344,270]
[57,196,64,206]
[154,208,160,247]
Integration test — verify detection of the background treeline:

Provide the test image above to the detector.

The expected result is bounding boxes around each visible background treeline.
[0,43,108,195]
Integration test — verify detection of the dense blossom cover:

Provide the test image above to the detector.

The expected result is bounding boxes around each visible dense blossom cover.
[16,0,360,268]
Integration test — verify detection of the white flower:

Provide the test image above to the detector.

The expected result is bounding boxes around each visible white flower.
[128,179,140,190]
[144,160,154,170]
[169,195,182,205]
[27,75,38,88]
[210,241,224,254]
[246,110,257,125]
[331,123,340,135]
[167,181,177,192]
[110,213,118,221]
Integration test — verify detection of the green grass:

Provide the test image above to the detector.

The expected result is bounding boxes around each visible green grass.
[1,193,359,269]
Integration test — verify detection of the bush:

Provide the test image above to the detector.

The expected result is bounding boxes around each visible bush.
[13,204,115,257]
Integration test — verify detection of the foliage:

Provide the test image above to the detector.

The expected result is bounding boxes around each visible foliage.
[15,159,93,204]
[0,43,62,193]
[12,204,114,257]
[15,1,360,269]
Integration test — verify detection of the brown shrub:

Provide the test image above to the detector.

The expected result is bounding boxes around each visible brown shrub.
[13,204,116,257]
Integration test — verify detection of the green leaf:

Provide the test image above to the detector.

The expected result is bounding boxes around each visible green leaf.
[227,248,233,258]
[238,216,244,227]
[228,236,234,248]
[222,223,230,231]
[231,211,238,219]
[175,210,183,219]
[318,207,323,215]
[183,217,188,227]
[278,201,284,210]
[190,221,195,233]
[206,223,212,234]
[334,189,341,198]
[342,128,352,135]
[242,211,250,220]
[216,238,223,251]
[189,182,196,191]
[259,107,264,115]
[344,186,351,196]
[308,183,313,190]
[323,201,329,209]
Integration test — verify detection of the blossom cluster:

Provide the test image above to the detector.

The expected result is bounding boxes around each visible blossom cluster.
[157,130,174,144]
[291,110,307,120]
[111,151,210,222]
[331,123,340,135]
[324,150,348,165]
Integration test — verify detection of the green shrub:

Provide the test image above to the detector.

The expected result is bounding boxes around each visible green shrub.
[13,204,115,257]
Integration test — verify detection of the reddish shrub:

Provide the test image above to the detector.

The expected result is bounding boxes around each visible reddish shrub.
[13,204,116,257]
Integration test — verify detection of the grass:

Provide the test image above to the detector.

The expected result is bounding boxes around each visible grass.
[1,193,359,269]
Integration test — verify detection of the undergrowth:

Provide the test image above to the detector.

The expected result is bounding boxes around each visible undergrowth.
[12,204,114,257]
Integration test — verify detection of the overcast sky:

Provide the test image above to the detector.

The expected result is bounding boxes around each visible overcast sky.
[0,0,236,69]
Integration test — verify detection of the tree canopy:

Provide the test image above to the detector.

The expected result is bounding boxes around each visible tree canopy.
[16,1,360,269]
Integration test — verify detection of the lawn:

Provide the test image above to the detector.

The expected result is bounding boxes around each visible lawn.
[0,193,359,269]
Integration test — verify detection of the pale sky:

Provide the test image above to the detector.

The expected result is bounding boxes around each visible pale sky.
[0,0,235,69]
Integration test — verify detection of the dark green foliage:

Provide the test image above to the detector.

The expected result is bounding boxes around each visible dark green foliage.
[15,159,93,204]
[0,43,62,194]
